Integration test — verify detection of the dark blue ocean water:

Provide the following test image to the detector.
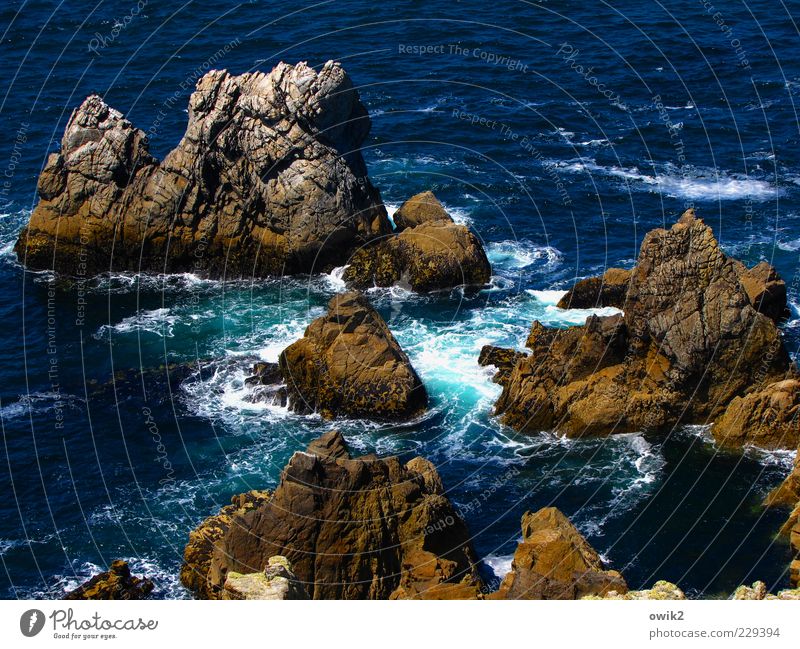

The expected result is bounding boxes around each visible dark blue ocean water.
[1,0,799,598]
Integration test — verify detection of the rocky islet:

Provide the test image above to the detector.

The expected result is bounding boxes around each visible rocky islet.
[15,59,800,600]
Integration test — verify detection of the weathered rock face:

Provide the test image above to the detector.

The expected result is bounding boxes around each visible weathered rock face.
[556,267,632,309]
[16,61,390,278]
[734,260,790,322]
[64,560,154,600]
[305,429,351,459]
[490,507,627,600]
[478,345,526,386]
[279,291,427,420]
[222,556,309,600]
[583,580,686,600]
[712,379,800,450]
[180,490,271,599]
[486,210,795,440]
[183,432,483,600]
[391,191,453,231]
[343,191,491,292]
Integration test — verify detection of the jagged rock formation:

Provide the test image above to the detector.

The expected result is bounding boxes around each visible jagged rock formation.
[63,560,154,600]
[181,432,483,600]
[482,210,796,440]
[15,61,390,278]
[222,556,309,600]
[583,580,686,600]
[556,255,788,324]
[489,507,627,600]
[180,490,271,599]
[343,191,491,292]
[279,291,427,420]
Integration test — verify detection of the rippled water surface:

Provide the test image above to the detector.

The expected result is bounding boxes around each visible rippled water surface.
[1,0,799,598]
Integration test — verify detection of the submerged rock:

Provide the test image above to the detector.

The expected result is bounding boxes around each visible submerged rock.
[223,556,309,600]
[16,61,390,278]
[244,362,283,387]
[343,191,491,292]
[486,210,795,440]
[183,432,483,599]
[279,291,427,420]
[64,560,154,600]
[242,361,288,406]
[180,490,271,599]
[489,507,627,600]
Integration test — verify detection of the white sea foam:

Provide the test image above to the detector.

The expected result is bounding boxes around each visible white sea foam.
[554,159,778,201]
[324,265,348,290]
[486,241,562,270]
[483,553,514,579]
[777,237,800,252]
[397,319,503,403]
[94,307,179,339]
[542,304,624,326]
[526,289,567,305]
[385,202,399,228]
[0,391,83,421]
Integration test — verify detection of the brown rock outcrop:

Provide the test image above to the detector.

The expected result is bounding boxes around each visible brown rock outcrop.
[279,291,427,420]
[486,210,795,439]
[64,560,154,600]
[556,267,632,309]
[490,507,627,600]
[712,379,800,450]
[305,429,351,459]
[734,260,790,322]
[343,191,491,292]
[15,61,390,278]
[391,190,453,231]
[179,490,271,599]
[182,432,483,600]
[478,345,526,386]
